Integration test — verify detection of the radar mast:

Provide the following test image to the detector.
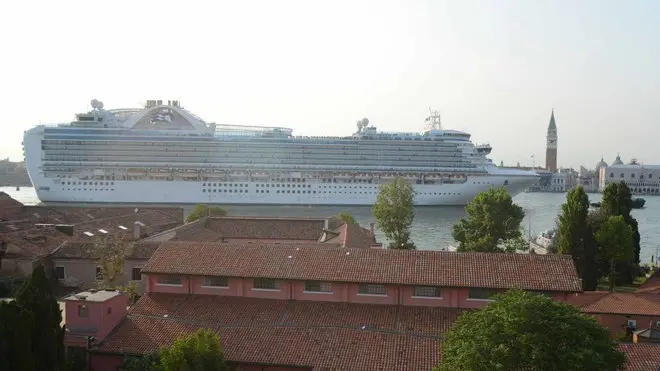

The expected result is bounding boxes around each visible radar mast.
[424,108,442,131]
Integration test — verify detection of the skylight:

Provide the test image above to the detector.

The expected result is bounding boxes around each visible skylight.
[118,225,128,230]
[83,231,94,237]
[98,229,108,234]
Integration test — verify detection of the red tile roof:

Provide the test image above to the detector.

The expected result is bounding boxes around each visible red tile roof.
[97,293,459,370]
[638,270,660,294]
[141,243,583,292]
[52,241,161,260]
[146,216,379,249]
[204,216,326,240]
[577,293,660,316]
[618,343,660,371]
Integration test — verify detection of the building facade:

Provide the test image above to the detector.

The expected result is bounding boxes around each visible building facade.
[599,156,660,195]
[68,243,583,371]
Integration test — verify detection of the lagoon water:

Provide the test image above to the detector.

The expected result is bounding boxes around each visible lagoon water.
[2,187,659,264]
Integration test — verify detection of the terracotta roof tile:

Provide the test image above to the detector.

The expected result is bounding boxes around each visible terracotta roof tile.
[579,293,660,316]
[638,270,660,294]
[205,217,325,240]
[52,241,161,260]
[618,343,660,371]
[97,294,455,370]
[141,243,583,291]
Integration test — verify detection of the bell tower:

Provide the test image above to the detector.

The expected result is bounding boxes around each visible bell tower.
[545,110,558,172]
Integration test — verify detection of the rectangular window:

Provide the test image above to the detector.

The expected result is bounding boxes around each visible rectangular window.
[627,319,637,328]
[131,267,142,281]
[95,266,103,280]
[413,286,442,298]
[55,266,65,280]
[157,276,182,286]
[203,276,229,287]
[468,288,495,300]
[253,278,280,290]
[78,305,88,318]
[358,284,387,296]
[304,281,332,293]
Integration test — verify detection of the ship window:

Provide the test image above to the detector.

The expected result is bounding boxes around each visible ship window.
[504,180,508,185]
[620,173,624,178]
[631,173,635,178]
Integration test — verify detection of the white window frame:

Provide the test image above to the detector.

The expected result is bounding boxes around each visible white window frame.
[202,276,229,288]
[412,286,442,299]
[467,288,495,301]
[357,283,387,296]
[303,281,333,294]
[627,319,637,328]
[156,276,183,287]
[55,266,65,280]
[252,278,280,291]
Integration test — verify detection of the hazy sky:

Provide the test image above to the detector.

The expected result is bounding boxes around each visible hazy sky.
[1,0,658,169]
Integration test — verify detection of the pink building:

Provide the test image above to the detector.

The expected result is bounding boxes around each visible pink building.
[63,289,128,348]
[65,243,584,370]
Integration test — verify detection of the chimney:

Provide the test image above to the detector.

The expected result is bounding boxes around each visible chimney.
[132,221,141,240]
[369,223,375,238]
[324,219,329,230]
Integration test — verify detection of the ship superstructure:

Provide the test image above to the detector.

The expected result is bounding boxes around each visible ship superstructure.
[23,100,539,205]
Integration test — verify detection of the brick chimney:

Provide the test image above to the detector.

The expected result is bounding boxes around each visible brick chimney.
[132,221,141,240]
[369,223,375,238]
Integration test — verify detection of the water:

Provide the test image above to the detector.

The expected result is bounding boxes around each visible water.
[3,187,658,264]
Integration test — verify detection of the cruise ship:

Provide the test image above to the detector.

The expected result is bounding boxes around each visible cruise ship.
[23,99,539,206]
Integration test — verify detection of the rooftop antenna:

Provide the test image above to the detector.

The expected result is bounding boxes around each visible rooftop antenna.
[424,108,442,131]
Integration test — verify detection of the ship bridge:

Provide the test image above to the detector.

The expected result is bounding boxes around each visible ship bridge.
[124,100,214,133]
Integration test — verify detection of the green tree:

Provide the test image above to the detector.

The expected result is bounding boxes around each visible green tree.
[596,215,635,292]
[0,301,36,371]
[95,236,132,289]
[600,181,641,284]
[335,211,357,224]
[436,290,625,371]
[186,204,228,223]
[160,329,228,371]
[371,177,416,249]
[13,266,66,371]
[123,352,163,371]
[452,187,526,252]
[556,186,600,290]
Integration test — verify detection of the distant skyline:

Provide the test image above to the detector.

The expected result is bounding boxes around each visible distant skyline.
[1,0,658,170]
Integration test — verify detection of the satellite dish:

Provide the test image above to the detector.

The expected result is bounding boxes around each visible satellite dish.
[90,99,104,110]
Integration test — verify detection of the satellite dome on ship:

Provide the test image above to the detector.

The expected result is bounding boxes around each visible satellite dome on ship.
[612,154,624,166]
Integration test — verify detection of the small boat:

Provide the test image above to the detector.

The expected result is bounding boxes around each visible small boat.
[591,198,645,209]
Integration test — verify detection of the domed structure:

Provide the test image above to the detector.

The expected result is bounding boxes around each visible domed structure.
[612,154,624,166]
[595,157,608,171]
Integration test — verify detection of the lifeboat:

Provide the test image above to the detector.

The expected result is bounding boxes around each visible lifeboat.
[381,172,397,179]
[404,173,418,180]
[355,172,372,179]
[251,171,269,179]
[334,172,352,179]
[179,169,199,178]
[127,168,147,176]
[150,168,171,177]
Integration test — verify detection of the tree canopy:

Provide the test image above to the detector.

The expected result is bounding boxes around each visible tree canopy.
[600,181,641,284]
[452,187,526,252]
[371,177,416,249]
[556,186,599,290]
[0,266,65,371]
[436,290,626,371]
[123,329,227,371]
[186,204,228,223]
[596,215,635,292]
[335,211,357,225]
[95,236,132,289]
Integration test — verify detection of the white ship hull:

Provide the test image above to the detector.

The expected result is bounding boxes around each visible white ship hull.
[23,101,540,206]
[27,172,537,206]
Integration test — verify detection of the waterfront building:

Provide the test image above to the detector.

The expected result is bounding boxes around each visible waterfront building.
[599,155,660,195]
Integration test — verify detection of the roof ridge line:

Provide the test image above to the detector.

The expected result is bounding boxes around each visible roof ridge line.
[127,313,444,339]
